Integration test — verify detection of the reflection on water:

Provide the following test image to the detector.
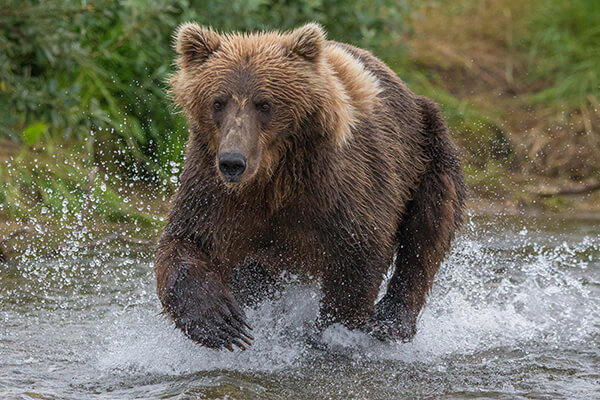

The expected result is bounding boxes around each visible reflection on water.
[1,213,599,399]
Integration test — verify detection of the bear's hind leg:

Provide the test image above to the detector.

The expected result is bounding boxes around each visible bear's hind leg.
[371,97,466,341]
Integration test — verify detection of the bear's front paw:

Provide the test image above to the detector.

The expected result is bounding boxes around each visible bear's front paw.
[162,269,254,351]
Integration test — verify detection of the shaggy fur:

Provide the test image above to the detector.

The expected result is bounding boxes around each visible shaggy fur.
[155,23,466,350]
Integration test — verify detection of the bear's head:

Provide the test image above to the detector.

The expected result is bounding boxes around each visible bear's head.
[170,23,359,185]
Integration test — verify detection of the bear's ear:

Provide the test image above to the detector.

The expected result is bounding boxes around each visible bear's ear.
[288,23,326,61]
[175,23,221,67]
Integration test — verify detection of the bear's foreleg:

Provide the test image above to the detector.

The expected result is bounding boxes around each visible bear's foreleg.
[155,238,254,350]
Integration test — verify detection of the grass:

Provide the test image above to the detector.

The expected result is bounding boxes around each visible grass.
[404,0,600,182]
[523,0,600,108]
[0,143,167,235]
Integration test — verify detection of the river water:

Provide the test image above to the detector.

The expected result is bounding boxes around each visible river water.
[1,213,599,399]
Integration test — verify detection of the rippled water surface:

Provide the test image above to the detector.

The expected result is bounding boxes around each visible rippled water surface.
[1,214,599,399]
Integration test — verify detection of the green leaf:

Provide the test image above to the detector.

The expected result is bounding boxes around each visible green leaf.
[22,122,47,146]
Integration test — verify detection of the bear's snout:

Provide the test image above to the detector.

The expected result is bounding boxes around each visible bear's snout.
[219,152,247,181]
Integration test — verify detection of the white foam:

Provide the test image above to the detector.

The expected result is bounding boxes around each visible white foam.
[94,222,599,376]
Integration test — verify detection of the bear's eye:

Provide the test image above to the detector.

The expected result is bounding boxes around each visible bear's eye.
[256,101,271,114]
[212,100,224,112]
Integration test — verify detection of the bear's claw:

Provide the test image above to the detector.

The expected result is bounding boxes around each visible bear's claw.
[178,306,254,350]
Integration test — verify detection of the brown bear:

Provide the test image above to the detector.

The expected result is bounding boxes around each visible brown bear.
[155,23,466,351]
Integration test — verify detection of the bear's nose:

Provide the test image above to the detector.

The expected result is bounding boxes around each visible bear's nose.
[219,152,247,180]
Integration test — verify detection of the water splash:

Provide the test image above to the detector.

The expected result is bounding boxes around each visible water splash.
[95,216,599,370]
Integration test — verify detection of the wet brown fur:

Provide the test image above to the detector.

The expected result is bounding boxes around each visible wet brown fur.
[156,23,466,349]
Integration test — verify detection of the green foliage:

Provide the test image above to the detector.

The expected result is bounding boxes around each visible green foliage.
[522,0,600,107]
[22,122,47,146]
